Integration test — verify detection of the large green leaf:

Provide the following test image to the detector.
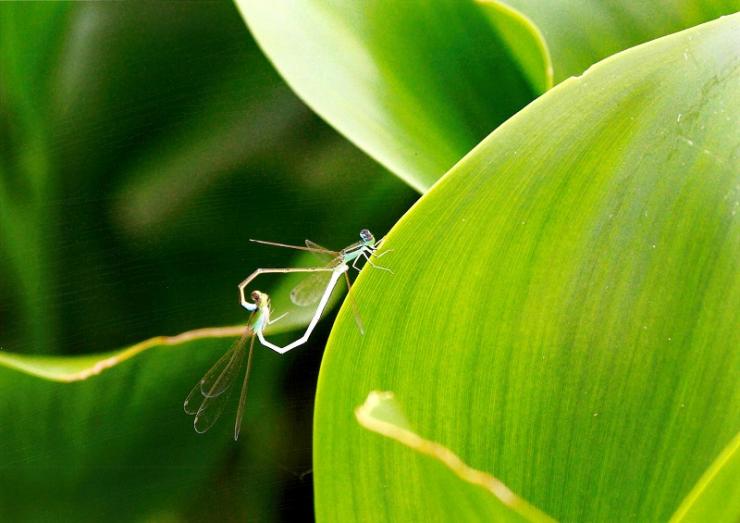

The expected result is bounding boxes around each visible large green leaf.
[315,15,739,523]
[235,0,735,191]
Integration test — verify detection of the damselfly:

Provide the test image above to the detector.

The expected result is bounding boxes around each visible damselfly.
[250,229,392,334]
[184,290,284,440]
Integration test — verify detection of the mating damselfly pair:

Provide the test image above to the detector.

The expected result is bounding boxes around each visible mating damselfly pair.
[184,229,392,440]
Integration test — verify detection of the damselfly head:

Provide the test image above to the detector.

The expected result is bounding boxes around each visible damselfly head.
[250,290,270,308]
[359,228,374,243]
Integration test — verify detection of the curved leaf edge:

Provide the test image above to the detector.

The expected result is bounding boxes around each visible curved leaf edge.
[669,432,740,523]
[477,0,554,93]
[0,304,316,382]
[0,324,247,382]
[356,391,557,522]
[237,0,552,195]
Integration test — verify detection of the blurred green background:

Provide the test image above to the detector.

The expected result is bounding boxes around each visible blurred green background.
[0,1,416,356]
[0,1,415,520]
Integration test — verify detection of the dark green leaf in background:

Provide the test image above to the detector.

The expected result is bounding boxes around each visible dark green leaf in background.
[237,0,536,192]
[0,3,72,358]
[236,0,737,191]
[499,0,740,82]
[0,333,287,520]
[477,0,554,93]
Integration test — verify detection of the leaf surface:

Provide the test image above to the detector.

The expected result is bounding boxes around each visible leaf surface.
[356,391,556,522]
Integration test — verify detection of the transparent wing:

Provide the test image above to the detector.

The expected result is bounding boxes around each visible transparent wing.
[183,330,249,417]
[193,382,235,434]
[305,240,336,263]
[184,350,233,414]
[191,339,248,434]
[251,238,336,257]
[290,270,335,306]
[184,380,206,416]
[202,331,251,398]
[234,335,256,441]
